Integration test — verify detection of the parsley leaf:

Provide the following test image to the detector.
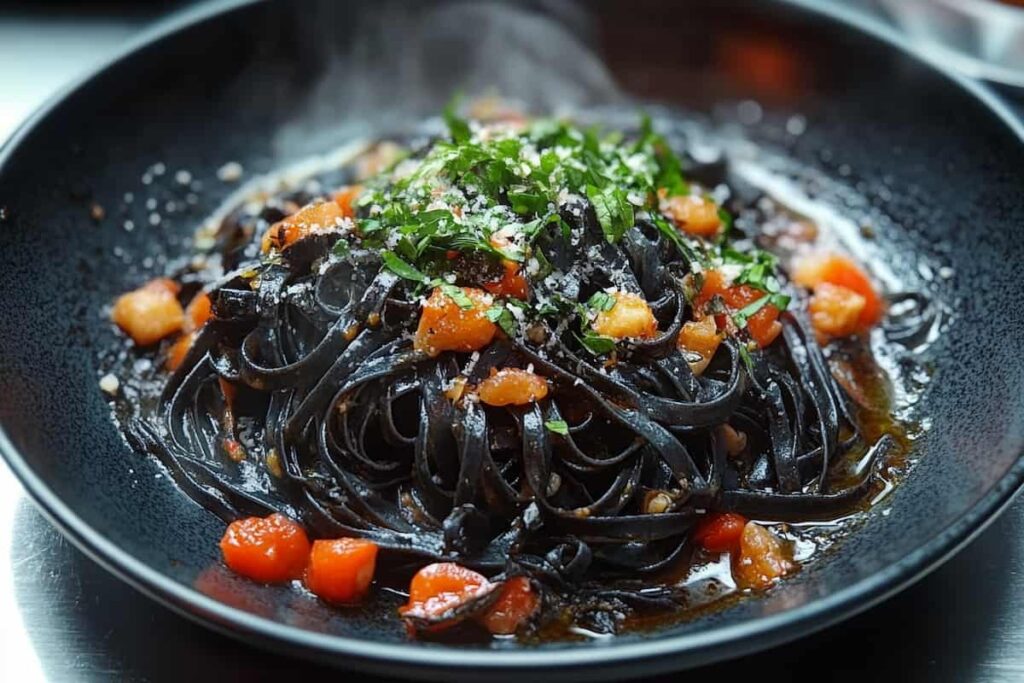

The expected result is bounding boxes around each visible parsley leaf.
[381,251,428,282]
[586,184,634,243]
[732,249,782,294]
[731,292,791,328]
[650,213,703,266]
[531,247,554,280]
[576,330,617,355]
[438,283,474,310]
[654,146,688,197]
[716,206,734,243]
[331,239,350,258]
[508,189,550,216]
[769,293,791,310]
[737,343,756,374]
[636,113,688,196]
[731,296,771,328]
[544,420,570,436]
[486,303,517,336]
[586,291,616,312]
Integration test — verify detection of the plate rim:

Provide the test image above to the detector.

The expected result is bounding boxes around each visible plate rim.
[1,0,1023,677]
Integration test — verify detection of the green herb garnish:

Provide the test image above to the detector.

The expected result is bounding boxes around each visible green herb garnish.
[732,293,791,328]
[737,343,756,374]
[381,251,428,282]
[716,206,734,243]
[586,184,634,243]
[586,291,616,312]
[437,283,474,310]
[544,420,570,436]
[347,109,790,353]
[486,303,517,336]
[331,239,350,258]
[576,330,617,356]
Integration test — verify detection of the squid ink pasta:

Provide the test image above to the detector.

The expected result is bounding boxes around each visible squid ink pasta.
[110,107,905,639]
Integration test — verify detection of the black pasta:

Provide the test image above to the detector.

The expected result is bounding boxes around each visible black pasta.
[126,156,891,634]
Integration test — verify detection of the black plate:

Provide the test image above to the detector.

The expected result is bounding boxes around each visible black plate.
[1,0,1023,679]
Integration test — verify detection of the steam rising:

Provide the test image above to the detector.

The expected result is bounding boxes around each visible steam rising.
[274,0,622,157]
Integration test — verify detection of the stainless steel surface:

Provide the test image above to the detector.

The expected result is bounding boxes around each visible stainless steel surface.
[2,3,1023,681]
[876,0,1024,87]
[10,490,1024,682]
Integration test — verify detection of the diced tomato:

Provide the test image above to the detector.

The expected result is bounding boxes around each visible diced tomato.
[477,368,549,406]
[164,291,215,369]
[166,330,196,371]
[304,537,379,604]
[746,309,783,349]
[483,234,528,299]
[483,259,528,300]
[808,282,866,339]
[477,576,539,635]
[112,278,185,346]
[725,283,783,348]
[185,292,213,331]
[734,522,793,589]
[692,512,748,553]
[414,287,498,357]
[485,232,532,299]
[660,192,722,238]
[219,513,311,584]
[693,271,782,348]
[677,316,724,375]
[792,253,883,329]
[691,269,727,313]
[261,200,345,253]
[592,291,658,340]
[332,184,362,218]
[399,562,493,622]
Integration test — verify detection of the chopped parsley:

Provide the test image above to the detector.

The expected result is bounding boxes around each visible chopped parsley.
[716,206,734,243]
[576,330,617,356]
[586,291,617,312]
[485,302,518,336]
[544,420,570,436]
[437,283,474,310]
[586,184,634,243]
[331,239,350,258]
[731,293,791,328]
[381,251,428,282]
[737,343,756,374]
[352,111,693,277]
[636,114,688,197]
[722,247,782,294]
[320,107,793,354]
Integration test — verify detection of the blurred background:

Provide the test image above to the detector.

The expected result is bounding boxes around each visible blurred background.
[2,0,1023,143]
[0,0,1022,681]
